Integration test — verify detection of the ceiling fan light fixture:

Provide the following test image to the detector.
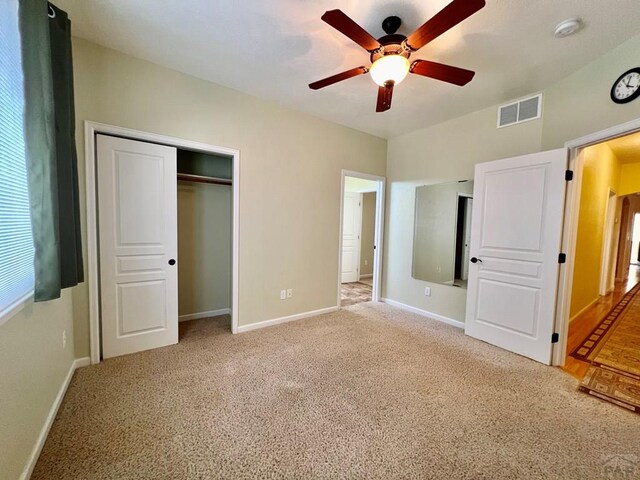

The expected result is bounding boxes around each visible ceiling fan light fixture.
[370,55,410,87]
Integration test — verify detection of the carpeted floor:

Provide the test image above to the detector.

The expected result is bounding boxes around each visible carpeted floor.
[33,303,640,479]
[341,281,372,306]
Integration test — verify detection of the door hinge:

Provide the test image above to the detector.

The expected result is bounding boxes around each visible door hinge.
[565,170,574,181]
[551,332,559,343]
[558,253,566,264]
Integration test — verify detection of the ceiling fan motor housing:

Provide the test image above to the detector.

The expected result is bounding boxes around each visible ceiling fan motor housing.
[370,34,410,63]
[382,15,402,35]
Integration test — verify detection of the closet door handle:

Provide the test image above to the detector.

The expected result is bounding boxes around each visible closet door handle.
[470,257,482,264]
[168,259,176,266]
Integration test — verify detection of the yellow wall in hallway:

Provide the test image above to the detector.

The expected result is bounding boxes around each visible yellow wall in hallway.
[570,144,621,318]
[619,163,640,196]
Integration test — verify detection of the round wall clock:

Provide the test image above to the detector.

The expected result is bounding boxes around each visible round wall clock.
[611,67,640,104]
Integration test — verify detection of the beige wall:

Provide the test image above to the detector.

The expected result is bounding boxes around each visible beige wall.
[177,182,232,316]
[383,33,640,323]
[541,35,640,151]
[360,192,376,277]
[0,291,76,480]
[70,38,387,354]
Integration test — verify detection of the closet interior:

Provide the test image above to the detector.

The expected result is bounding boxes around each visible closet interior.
[177,149,233,325]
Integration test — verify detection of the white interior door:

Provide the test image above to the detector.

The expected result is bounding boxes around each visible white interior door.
[342,192,362,283]
[97,134,178,359]
[465,148,567,364]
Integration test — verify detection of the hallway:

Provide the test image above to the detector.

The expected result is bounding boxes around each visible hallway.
[563,265,640,379]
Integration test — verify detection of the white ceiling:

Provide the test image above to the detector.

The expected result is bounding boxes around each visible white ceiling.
[55,0,640,139]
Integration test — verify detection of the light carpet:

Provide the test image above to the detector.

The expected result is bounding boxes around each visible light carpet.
[33,303,640,479]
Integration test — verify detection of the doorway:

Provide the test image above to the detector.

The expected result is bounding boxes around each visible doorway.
[559,127,640,411]
[454,194,473,288]
[338,171,385,308]
[630,213,640,265]
[85,122,240,363]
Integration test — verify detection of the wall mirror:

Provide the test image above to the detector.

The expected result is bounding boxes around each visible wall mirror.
[412,180,474,288]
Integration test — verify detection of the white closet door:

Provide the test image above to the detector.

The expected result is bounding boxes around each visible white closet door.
[97,134,178,359]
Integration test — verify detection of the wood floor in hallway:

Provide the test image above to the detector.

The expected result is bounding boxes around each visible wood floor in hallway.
[563,265,640,379]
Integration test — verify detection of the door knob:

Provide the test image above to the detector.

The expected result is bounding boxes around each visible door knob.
[168,259,176,266]
[470,257,482,263]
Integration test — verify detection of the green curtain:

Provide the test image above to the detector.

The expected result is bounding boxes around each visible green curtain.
[19,0,83,301]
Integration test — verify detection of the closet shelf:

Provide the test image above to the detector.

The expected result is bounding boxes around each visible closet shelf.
[177,173,232,186]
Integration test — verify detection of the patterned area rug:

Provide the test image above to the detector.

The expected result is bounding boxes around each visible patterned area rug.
[573,284,640,414]
[571,282,640,360]
[579,366,640,413]
[341,281,372,306]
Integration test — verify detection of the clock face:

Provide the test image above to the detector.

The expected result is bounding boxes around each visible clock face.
[611,68,640,104]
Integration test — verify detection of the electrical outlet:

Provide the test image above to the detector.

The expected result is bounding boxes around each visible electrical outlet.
[62,330,67,349]
[364,259,368,266]
[287,289,293,298]
[280,290,286,300]
[424,287,431,296]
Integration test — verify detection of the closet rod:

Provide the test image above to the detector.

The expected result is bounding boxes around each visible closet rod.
[177,173,232,186]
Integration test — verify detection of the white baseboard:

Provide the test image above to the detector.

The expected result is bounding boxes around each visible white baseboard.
[381,298,464,329]
[569,297,599,323]
[179,308,231,322]
[74,357,91,368]
[359,274,373,279]
[237,306,339,333]
[20,356,90,480]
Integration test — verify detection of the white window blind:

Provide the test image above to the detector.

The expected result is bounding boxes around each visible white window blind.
[0,0,35,317]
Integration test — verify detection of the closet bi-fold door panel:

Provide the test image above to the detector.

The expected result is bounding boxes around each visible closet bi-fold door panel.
[96,134,178,359]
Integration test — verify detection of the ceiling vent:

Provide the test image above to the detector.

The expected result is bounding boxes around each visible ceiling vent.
[497,93,543,128]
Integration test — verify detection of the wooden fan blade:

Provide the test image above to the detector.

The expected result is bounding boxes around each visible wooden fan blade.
[321,9,381,52]
[309,66,369,90]
[376,83,394,112]
[406,0,485,51]
[410,60,475,86]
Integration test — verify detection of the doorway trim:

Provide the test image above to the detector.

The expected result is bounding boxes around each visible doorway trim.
[338,170,386,307]
[599,188,618,296]
[84,121,240,364]
[554,117,640,366]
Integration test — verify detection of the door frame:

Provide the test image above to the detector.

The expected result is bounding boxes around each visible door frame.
[554,117,640,366]
[599,188,618,296]
[338,170,386,307]
[84,121,240,364]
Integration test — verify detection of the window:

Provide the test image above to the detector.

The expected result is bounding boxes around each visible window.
[0,0,35,320]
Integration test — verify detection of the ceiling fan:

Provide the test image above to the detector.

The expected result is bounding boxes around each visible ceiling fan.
[309,0,485,112]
